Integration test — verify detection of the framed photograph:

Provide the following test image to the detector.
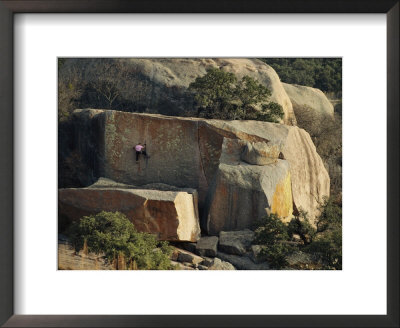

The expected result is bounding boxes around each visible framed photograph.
[1,1,398,327]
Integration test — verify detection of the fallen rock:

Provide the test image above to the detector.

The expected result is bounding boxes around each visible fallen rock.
[217,252,270,270]
[175,248,204,265]
[170,260,195,270]
[58,179,201,242]
[218,230,255,255]
[283,83,334,118]
[176,242,197,254]
[208,257,236,270]
[249,245,269,264]
[195,236,219,257]
[200,257,214,267]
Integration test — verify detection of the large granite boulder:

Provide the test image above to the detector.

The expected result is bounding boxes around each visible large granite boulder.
[283,83,334,118]
[63,58,296,125]
[58,178,201,242]
[205,138,293,234]
[72,109,329,231]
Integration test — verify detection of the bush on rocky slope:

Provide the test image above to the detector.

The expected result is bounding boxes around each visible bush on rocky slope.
[253,196,342,269]
[67,211,175,270]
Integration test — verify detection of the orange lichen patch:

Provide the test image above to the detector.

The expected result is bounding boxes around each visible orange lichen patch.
[271,171,293,221]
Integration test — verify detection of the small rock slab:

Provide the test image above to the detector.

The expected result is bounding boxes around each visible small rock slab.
[170,260,195,270]
[176,242,197,254]
[208,258,236,270]
[249,245,268,264]
[218,230,255,255]
[175,248,204,265]
[200,257,214,267]
[195,236,219,257]
[217,252,270,270]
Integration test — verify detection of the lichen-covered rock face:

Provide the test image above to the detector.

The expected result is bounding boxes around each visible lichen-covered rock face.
[282,83,334,118]
[58,180,201,242]
[72,109,329,232]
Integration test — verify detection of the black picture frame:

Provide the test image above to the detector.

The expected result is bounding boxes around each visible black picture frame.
[0,1,398,327]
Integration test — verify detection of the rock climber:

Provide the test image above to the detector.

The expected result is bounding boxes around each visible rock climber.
[134,143,148,163]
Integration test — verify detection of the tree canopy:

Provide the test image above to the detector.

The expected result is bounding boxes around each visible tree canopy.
[188,68,284,122]
[260,58,342,94]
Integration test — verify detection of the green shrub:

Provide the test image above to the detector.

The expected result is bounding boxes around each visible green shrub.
[305,228,342,270]
[254,213,290,245]
[188,68,284,122]
[260,58,342,94]
[253,213,292,268]
[66,211,174,270]
[307,196,342,269]
[259,243,293,269]
[287,211,316,245]
[254,198,342,270]
[316,196,342,233]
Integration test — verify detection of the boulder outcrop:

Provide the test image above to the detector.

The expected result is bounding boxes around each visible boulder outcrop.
[58,178,201,242]
[70,109,329,232]
[283,83,334,118]
[63,58,297,125]
[205,138,293,234]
